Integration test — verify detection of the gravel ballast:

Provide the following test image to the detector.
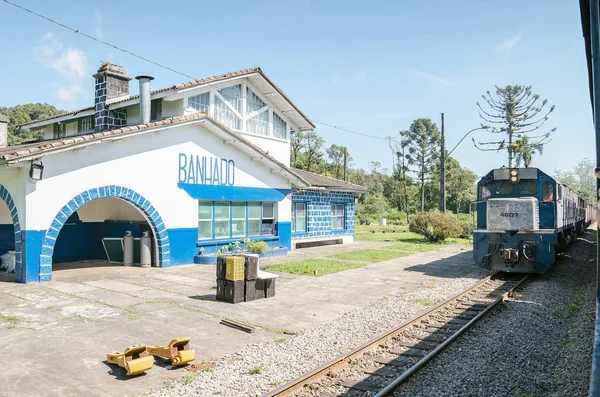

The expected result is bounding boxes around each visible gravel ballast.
[149,261,491,396]
[393,231,597,397]
[149,233,596,397]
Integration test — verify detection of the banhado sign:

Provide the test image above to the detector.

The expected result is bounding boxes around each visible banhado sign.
[178,154,235,186]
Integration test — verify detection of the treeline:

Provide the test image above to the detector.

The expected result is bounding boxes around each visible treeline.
[0,103,64,145]
[291,118,479,223]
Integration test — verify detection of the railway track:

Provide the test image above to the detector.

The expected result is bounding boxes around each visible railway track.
[263,273,528,397]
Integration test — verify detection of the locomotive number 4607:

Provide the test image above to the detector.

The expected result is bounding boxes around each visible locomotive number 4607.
[500,213,519,217]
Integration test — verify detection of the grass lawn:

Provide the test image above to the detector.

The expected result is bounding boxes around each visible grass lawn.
[328,249,411,263]
[380,242,439,252]
[355,225,470,246]
[263,259,366,276]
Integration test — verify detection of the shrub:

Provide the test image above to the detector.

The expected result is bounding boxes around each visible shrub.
[409,212,462,242]
[242,238,270,254]
[459,217,474,239]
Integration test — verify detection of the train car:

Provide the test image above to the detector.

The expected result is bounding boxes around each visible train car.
[473,167,591,273]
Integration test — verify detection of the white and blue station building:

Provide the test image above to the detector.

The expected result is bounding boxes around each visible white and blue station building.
[0,64,366,283]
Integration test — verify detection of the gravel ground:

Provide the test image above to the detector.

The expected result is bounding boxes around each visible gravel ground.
[393,230,597,397]
[148,262,492,396]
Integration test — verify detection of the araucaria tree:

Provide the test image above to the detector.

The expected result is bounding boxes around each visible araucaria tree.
[474,85,555,168]
[401,118,441,212]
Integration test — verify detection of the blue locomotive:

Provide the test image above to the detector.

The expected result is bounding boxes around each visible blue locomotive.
[473,167,595,273]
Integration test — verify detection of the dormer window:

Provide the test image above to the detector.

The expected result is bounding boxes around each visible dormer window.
[151,99,162,121]
[188,93,209,113]
[78,116,94,133]
[273,112,286,139]
[53,123,66,139]
[214,85,242,130]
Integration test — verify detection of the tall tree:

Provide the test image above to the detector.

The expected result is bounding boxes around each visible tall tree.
[326,144,350,180]
[290,129,305,168]
[555,158,596,203]
[302,131,324,172]
[474,85,555,168]
[401,118,441,212]
[0,103,65,145]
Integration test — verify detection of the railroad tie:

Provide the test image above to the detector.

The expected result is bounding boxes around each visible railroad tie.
[361,366,399,377]
[337,379,381,392]
[372,355,415,366]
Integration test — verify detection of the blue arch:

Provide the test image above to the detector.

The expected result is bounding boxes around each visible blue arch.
[39,186,170,281]
[0,185,22,281]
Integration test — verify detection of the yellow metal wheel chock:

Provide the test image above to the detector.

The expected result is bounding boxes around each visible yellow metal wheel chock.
[147,337,195,366]
[106,344,155,376]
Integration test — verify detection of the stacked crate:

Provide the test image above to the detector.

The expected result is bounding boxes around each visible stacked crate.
[215,255,276,303]
[216,256,245,304]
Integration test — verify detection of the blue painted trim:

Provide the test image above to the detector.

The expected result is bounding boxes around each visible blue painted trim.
[196,235,279,247]
[0,185,23,281]
[178,183,290,201]
[37,186,171,282]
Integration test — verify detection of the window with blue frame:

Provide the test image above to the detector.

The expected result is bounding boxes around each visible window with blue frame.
[198,201,275,240]
[331,204,345,230]
[292,202,306,232]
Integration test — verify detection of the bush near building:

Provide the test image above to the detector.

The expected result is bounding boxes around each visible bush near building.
[409,212,462,242]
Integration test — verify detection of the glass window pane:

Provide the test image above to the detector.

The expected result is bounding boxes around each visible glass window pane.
[263,203,274,219]
[232,203,245,219]
[518,180,537,195]
[198,201,212,219]
[248,203,261,219]
[297,203,306,217]
[543,182,554,202]
[296,217,306,232]
[248,219,260,236]
[214,202,229,219]
[198,221,212,239]
[215,220,230,238]
[188,92,209,113]
[232,220,245,237]
[495,181,513,195]
[273,112,286,139]
[262,219,274,235]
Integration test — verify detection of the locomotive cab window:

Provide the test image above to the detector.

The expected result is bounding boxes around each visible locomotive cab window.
[495,181,513,195]
[479,184,491,200]
[518,180,537,195]
[542,182,554,202]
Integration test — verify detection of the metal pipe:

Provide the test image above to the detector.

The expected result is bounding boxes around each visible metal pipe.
[136,75,154,124]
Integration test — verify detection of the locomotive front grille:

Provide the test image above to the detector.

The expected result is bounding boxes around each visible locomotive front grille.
[486,197,539,231]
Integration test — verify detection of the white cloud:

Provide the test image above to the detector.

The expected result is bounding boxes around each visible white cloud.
[57,84,84,102]
[495,33,521,54]
[32,32,89,104]
[413,69,458,86]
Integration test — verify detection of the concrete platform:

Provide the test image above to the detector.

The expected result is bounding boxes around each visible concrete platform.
[0,241,476,397]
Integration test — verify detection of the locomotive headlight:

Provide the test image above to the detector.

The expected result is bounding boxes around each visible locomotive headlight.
[509,169,519,183]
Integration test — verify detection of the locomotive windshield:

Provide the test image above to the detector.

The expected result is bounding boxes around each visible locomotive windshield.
[495,181,513,194]
[542,182,554,201]
[518,180,537,195]
[479,184,491,200]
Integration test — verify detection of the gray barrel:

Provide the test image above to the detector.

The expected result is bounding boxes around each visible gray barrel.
[140,231,152,268]
[123,231,134,266]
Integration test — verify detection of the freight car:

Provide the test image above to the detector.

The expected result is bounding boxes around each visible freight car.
[473,167,595,273]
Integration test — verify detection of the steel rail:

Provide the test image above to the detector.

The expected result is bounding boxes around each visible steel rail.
[263,273,526,397]
[375,274,529,396]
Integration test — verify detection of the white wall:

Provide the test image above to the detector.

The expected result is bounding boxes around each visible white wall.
[23,121,292,231]
[0,168,26,228]
[0,200,12,224]
[77,197,147,222]
[162,99,183,118]
[241,134,290,166]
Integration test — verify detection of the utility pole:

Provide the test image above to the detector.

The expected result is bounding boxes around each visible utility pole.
[440,113,446,213]
[343,147,347,181]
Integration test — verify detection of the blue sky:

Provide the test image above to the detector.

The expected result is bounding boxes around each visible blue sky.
[0,0,594,178]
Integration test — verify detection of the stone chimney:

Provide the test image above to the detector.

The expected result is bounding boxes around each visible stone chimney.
[0,115,8,148]
[93,63,131,132]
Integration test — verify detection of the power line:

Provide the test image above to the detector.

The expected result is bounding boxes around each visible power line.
[311,120,393,141]
[2,0,198,81]
[3,0,398,144]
